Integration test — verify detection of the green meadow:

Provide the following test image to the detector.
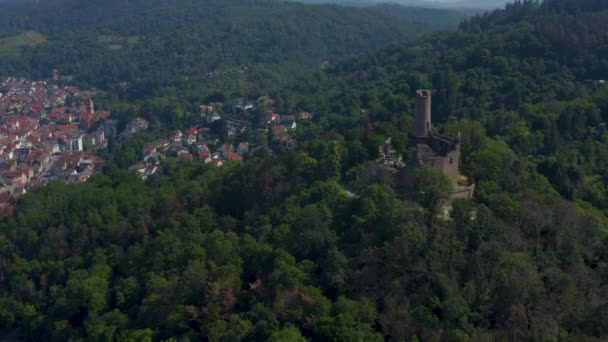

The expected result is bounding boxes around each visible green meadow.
[0,31,45,57]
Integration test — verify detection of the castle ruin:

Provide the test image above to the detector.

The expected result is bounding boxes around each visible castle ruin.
[393,90,475,199]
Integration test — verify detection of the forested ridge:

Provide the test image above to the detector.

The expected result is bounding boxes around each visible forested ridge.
[0,0,465,100]
[1,0,608,341]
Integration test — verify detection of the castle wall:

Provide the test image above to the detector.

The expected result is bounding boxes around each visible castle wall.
[419,151,458,188]
[442,148,460,187]
[451,184,475,199]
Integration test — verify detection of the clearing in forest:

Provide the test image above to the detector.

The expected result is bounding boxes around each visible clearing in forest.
[0,31,46,57]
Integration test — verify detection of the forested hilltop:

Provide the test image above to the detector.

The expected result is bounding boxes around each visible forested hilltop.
[0,0,466,99]
[1,0,608,341]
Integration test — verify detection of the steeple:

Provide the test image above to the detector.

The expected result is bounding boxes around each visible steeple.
[88,96,94,115]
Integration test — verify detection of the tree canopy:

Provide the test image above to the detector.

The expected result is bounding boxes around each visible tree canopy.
[0,0,607,340]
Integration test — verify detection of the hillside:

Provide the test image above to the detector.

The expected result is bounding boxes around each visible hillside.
[312,0,608,205]
[0,0,467,98]
[0,0,607,341]
[317,0,606,122]
[0,31,45,57]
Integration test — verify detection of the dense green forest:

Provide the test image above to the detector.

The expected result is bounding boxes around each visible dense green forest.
[1,0,608,341]
[0,0,466,100]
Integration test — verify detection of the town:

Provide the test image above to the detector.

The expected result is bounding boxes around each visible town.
[128,95,312,179]
[0,76,117,214]
[0,74,314,213]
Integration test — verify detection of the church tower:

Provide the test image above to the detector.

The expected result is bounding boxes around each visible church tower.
[79,101,87,115]
[88,97,95,115]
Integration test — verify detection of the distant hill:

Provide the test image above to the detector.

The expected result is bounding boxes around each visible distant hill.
[0,0,468,98]
[322,0,608,121]
[437,0,509,9]
[285,0,511,10]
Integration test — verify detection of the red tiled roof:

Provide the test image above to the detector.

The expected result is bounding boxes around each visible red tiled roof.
[0,193,12,203]
[227,152,243,162]
[56,124,79,131]
[271,125,287,136]
[177,152,193,161]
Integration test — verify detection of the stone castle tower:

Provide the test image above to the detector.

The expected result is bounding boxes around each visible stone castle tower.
[396,90,475,198]
[412,89,432,138]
